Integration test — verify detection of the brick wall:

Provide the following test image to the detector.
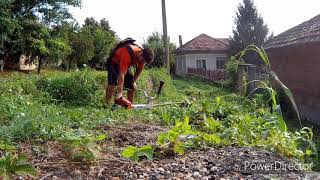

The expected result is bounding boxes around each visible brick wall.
[267,42,320,123]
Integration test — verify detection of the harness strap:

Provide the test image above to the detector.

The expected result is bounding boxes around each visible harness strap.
[125,45,135,63]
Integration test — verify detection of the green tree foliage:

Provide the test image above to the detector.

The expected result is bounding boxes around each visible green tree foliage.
[48,37,72,63]
[0,1,17,55]
[21,19,50,60]
[100,18,116,36]
[229,0,269,64]
[11,0,81,24]
[1,0,81,66]
[82,17,116,67]
[1,1,117,71]
[50,21,79,69]
[69,27,95,68]
[143,32,176,72]
[92,28,116,66]
[49,18,116,69]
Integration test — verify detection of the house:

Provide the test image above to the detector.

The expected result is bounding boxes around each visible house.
[175,34,230,76]
[265,14,320,123]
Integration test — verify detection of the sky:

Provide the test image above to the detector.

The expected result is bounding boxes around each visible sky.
[69,0,320,46]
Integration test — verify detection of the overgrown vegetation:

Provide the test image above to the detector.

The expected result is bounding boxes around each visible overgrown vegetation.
[122,46,320,172]
[0,68,176,143]
[122,95,317,167]
[0,67,319,178]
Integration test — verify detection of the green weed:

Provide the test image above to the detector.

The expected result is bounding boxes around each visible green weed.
[121,145,154,162]
[61,134,107,163]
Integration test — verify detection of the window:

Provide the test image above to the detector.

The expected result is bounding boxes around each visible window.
[196,59,206,69]
[216,57,227,69]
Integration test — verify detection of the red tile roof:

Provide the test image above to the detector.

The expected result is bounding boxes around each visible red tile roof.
[175,34,230,54]
[265,14,320,49]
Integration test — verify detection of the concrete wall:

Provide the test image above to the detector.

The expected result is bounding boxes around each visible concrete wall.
[267,42,320,123]
[176,53,228,76]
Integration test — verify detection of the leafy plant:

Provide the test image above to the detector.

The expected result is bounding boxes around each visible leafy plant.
[121,145,154,162]
[157,117,200,155]
[0,153,38,180]
[61,134,107,163]
[0,143,37,180]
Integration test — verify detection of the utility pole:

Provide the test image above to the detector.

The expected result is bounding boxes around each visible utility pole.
[161,0,170,74]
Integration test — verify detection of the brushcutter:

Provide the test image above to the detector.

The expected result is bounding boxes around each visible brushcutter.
[116,80,190,110]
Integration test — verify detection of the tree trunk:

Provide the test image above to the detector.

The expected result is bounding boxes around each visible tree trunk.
[3,52,9,68]
[68,58,72,71]
[38,57,42,74]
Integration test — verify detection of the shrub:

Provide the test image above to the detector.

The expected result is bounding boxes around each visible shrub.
[225,56,240,90]
[36,69,100,105]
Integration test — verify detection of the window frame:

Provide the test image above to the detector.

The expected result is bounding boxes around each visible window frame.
[196,59,207,69]
[216,57,227,69]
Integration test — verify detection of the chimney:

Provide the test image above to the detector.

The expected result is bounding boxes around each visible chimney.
[179,35,183,47]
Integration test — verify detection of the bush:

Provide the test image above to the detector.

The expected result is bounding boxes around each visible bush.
[225,57,239,90]
[36,69,101,105]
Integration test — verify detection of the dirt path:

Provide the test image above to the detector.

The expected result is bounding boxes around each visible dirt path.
[19,123,313,179]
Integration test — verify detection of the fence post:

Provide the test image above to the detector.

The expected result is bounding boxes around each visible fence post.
[237,64,248,95]
[237,64,257,97]
[247,65,257,98]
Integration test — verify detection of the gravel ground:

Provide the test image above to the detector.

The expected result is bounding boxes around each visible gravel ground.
[116,147,306,179]
[17,123,318,179]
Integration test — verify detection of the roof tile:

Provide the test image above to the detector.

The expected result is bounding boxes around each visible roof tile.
[176,34,230,54]
[265,14,320,49]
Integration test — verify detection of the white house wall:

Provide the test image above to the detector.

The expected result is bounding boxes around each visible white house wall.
[176,53,228,75]
[187,53,227,69]
[175,55,187,76]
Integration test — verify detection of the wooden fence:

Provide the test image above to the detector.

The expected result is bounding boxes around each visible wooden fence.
[187,68,227,82]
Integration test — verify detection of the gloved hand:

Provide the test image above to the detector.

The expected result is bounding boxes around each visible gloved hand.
[115,96,133,109]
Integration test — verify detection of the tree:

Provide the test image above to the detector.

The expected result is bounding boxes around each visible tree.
[82,17,116,67]
[20,19,50,73]
[83,17,99,34]
[0,1,17,56]
[1,0,81,67]
[100,18,116,36]
[11,0,81,25]
[91,28,116,67]
[229,0,269,64]
[69,27,95,69]
[143,32,176,73]
[48,37,72,65]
